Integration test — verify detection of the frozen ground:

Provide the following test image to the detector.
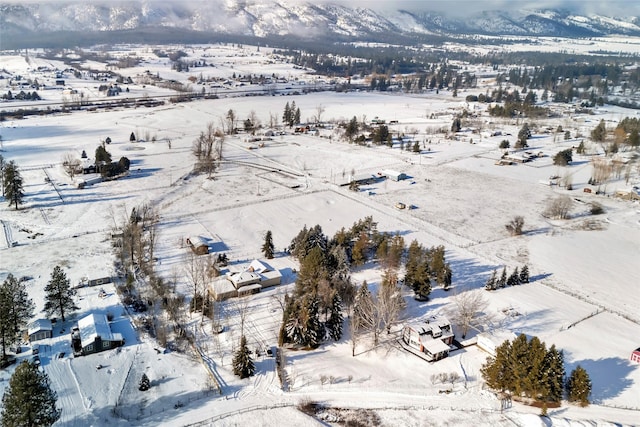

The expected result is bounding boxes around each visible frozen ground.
[0,45,639,426]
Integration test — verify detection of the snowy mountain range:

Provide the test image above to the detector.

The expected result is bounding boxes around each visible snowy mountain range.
[1,1,639,42]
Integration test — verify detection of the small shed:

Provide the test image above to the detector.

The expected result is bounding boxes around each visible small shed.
[186,236,209,255]
[28,319,53,342]
[631,348,640,364]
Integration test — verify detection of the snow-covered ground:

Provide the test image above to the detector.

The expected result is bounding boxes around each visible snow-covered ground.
[0,44,639,426]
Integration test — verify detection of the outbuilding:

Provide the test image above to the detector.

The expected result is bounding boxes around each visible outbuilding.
[186,236,210,255]
[631,348,640,364]
[383,169,407,181]
[28,319,53,342]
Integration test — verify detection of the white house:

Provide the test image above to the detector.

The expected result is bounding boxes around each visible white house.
[402,316,454,362]
[210,259,283,301]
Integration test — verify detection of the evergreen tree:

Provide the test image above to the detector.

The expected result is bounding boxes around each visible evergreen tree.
[294,107,301,125]
[326,293,343,341]
[542,345,565,403]
[282,102,291,126]
[43,266,79,322]
[345,116,359,141]
[519,265,530,284]
[304,294,323,347]
[498,267,507,288]
[262,230,275,259]
[95,145,112,172]
[3,161,24,210]
[130,131,136,142]
[232,335,255,379]
[485,270,497,291]
[590,119,606,142]
[0,274,35,358]
[523,336,548,399]
[481,339,512,392]
[516,123,531,149]
[138,373,150,391]
[1,361,60,427]
[508,334,530,396]
[566,365,591,407]
[507,267,519,287]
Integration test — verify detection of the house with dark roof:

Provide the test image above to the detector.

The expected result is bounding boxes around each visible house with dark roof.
[71,313,124,356]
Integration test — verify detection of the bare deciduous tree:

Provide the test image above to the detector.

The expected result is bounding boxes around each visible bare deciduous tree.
[192,122,224,176]
[62,152,81,179]
[448,290,490,339]
[313,104,325,124]
[184,251,209,319]
[505,216,524,236]
[544,196,573,220]
[376,270,405,336]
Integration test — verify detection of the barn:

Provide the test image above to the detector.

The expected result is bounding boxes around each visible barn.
[28,319,53,342]
[72,313,124,357]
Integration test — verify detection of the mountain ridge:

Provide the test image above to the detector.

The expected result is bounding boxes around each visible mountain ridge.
[1,1,639,44]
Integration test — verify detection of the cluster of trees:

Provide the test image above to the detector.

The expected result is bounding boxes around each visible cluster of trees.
[485,265,529,290]
[94,146,130,178]
[2,90,41,101]
[1,157,25,210]
[281,217,416,349]
[481,334,591,406]
[405,242,452,300]
[282,101,301,127]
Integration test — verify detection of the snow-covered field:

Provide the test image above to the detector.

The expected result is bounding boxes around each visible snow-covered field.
[1,44,640,426]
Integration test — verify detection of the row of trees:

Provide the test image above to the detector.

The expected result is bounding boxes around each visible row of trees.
[485,265,529,291]
[481,334,591,406]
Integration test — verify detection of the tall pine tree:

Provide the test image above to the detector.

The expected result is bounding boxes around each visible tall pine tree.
[0,274,34,359]
[233,335,255,379]
[566,365,591,407]
[262,230,274,259]
[1,361,60,427]
[43,265,79,322]
[3,161,24,210]
[542,345,564,403]
[519,265,530,283]
[326,293,343,341]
